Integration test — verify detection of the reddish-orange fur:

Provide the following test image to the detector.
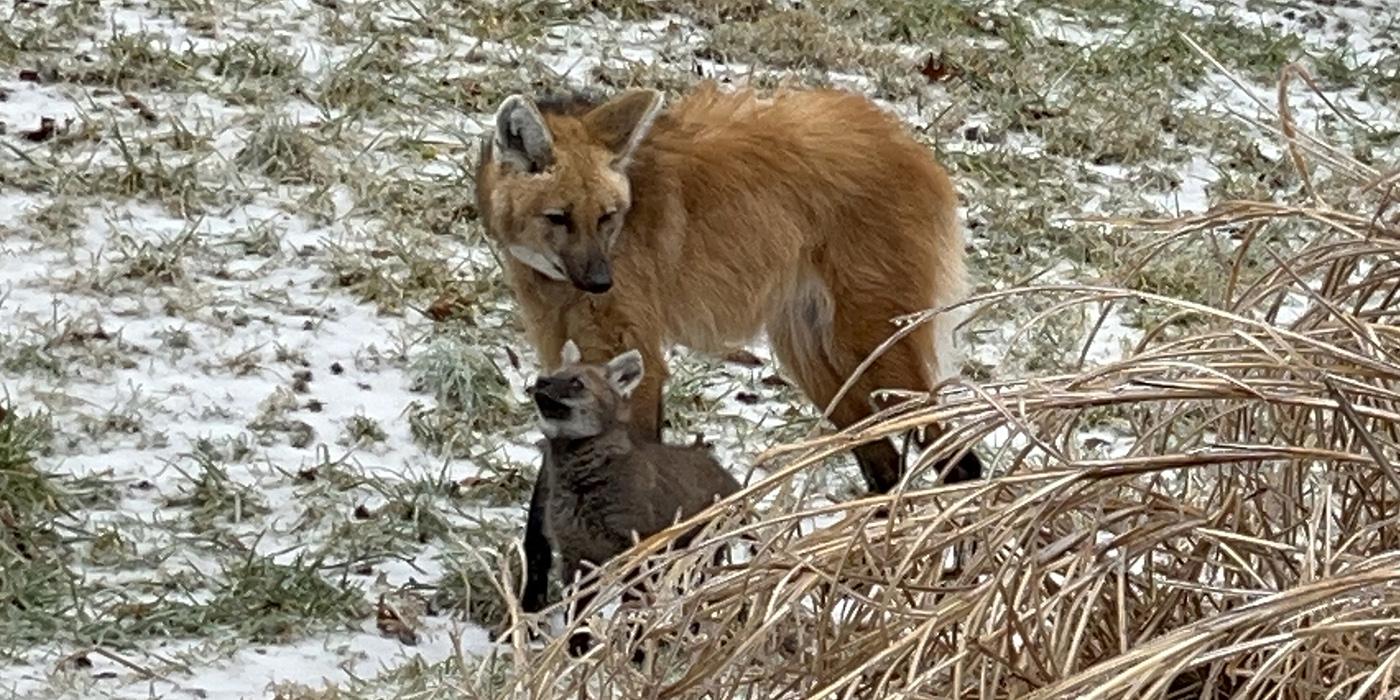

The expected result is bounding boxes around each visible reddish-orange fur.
[475,80,978,493]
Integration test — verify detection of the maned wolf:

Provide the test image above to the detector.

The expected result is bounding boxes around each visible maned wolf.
[529,341,742,656]
[474,81,983,610]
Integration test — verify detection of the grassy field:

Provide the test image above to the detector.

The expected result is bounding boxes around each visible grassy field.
[1,0,1397,697]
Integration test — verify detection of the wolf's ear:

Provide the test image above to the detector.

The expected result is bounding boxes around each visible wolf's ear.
[560,339,582,366]
[604,349,645,397]
[493,94,555,173]
[584,89,663,170]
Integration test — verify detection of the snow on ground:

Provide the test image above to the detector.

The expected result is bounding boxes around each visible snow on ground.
[1,0,1396,696]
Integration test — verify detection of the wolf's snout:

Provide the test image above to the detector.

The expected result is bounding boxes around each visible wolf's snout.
[577,256,612,294]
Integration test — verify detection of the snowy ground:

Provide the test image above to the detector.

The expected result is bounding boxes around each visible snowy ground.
[1,0,1397,697]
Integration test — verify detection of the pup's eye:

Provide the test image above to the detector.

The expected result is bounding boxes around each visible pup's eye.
[597,211,616,227]
[544,212,571,227]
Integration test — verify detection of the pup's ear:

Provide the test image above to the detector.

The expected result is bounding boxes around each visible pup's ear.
[493,94,555,173]
[560,339,582,366]
[604,349,644,397]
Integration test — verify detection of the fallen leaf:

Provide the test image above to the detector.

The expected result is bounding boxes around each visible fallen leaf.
[123,94,158,123]
[963,125,1005,144]
[918,54,959,83]
[23,117,56,142]
[722,349,764,367]
[1018,103,1067,121]
[376,595,420,646]
[425,288,474,322]
[56,654,92,671]
[1083,437,1110,450]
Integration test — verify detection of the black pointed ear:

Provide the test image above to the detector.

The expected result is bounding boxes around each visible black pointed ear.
[493,94,555,173]
[583,89,663,169]
[604,349,644,397]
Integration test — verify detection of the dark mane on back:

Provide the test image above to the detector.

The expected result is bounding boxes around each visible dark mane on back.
[532,88,610,117]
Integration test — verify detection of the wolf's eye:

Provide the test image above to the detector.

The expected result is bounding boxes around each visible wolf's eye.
[544,212,571,228]
[597,211,616,228]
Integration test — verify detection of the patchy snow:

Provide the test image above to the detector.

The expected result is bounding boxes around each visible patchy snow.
[2,0,1397,694]
[6,616,493,700]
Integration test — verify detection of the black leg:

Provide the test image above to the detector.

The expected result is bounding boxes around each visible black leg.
[521,470,552,613]
[565,568,600,658]
[654,389,664,440]
[620,586,650,665]
[567,629,595,657]
[939,450,984,484]
[853,440,903,494]
[907,428,985,486]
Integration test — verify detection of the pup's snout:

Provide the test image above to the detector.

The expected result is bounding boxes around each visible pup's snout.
[532,375,580,401]
[531,377,574,419]
[532,376,568,397]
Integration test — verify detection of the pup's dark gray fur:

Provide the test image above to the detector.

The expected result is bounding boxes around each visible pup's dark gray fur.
[528,341,741,656]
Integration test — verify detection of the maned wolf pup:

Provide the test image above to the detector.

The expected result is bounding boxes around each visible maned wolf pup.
[476,81,985,613]
[529,340,741,656]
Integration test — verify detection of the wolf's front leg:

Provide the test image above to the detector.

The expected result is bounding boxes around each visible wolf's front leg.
[625,343,668,442]
[520,470,553,613]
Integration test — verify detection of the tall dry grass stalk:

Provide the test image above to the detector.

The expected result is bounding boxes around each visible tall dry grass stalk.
[464,49,1400,700]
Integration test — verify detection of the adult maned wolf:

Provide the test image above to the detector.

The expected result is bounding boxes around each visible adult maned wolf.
[473,80,983,613]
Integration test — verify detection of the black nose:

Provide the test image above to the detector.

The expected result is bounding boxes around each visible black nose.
[532,378,571,418]
[579,257,612,294]
[532,376,564,396]
[532,376,583,400]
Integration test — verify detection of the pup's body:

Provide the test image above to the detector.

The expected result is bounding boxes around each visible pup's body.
[528,342,741,655]
[543,435,740,582]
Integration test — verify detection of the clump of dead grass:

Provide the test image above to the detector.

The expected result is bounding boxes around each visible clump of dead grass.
[466,52,1400,700]
[234,115,327,185]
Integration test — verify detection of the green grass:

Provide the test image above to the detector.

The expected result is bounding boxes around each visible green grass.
[430,520,526,631]
[0,404,367,652]
[235,115,328,185]
[0,406,86,653]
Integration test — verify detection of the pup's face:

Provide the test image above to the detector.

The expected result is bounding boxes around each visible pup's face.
[528,342,643,439]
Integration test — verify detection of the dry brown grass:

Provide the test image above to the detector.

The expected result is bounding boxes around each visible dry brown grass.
[465,56,1400,700]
